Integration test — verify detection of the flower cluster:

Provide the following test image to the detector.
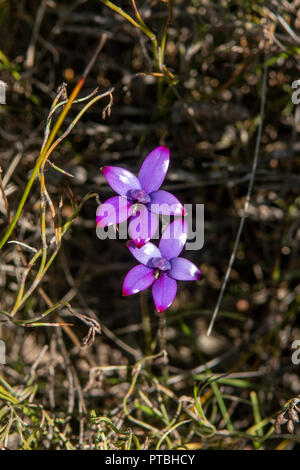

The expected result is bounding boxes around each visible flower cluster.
[97,146,202,313]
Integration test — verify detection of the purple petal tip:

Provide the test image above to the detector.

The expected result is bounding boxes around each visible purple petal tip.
[101,166,109,177]
[158,145,169,152]
[132,238,148,248]
[156,306,166,314]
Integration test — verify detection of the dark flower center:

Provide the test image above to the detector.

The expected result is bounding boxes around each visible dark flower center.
[127,189,151,205]
[150,257,171,271]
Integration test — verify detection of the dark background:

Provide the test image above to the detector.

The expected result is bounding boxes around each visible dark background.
[0,0,299,449]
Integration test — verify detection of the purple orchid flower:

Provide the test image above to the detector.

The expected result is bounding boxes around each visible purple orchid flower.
[96,146,186,247]
[122,219,202,313]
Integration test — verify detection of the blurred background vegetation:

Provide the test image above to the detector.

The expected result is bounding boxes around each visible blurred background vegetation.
[0,0,299,450]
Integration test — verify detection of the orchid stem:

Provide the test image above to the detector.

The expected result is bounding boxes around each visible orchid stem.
[159,313,168,386]
[140,292,152,356]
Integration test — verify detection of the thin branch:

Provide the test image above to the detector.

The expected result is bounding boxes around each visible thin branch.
[130,0,147,28]
[160,0,173,64]
[0,166,10,223]
[207,57,268,336]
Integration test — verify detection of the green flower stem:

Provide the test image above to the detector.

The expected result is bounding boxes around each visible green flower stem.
[140,291,152,356]
[160,0,173,67]
[0,78,85,250]
[99,0,160,70]
[9,193,96,316]
[0,35,107,250]
[159,313,169,386]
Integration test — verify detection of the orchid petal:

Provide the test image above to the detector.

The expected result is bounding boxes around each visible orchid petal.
[129,204,159,248]
[101,166,141,196]
[169,257,202,281]
[159,219,188,260]
[138,146,170,193]
[149,190,186,216]
[122,264,155,296]
[127,240,161,267]
[96,196,132,227]
[152,273,177,313]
